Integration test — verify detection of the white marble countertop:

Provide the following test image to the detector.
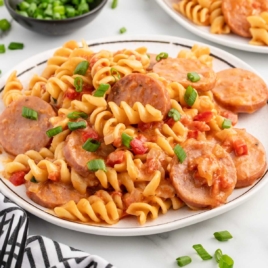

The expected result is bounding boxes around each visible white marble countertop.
[1,1,268,267]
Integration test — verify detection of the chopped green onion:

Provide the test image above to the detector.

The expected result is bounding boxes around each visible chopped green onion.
[187,72,200,82]
[214,231,233,241]
[122,133,133,148]
[19,1,30,11]
[156,52,168,61]
[0,44,5,54]
[66,6,76,17]
[22,106,38,120]
[8,42,24,50]
[120,27,127,34]
[30,177,38,183]
[74,61,89,75]
[74,77,83,92]
[222,118,232,129]
[87,159,107,172]
[68,121,87,131]
[168,108,181,122]
[0,0,4,6]
[184,86,197,107]
[176,256,192,267]
[28,3,37,17]
[174,144,186,163]
[0,19,11,31]
[111,67,121,81]
[93,83,110,97]
[219,254,234,268]
[192,244,212,260]
[215,249,223,263]
[111,0,118,9]
[46,126,63,138]
[77,2,89,15]
[67,111,88,120]
[53,5,65,15]
[82,138,101,152]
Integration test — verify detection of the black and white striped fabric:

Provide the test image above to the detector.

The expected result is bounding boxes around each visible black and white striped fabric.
[0,192,116,268]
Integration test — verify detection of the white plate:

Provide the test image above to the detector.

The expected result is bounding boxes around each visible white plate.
[0,35,267,236]
[156,0,268,54]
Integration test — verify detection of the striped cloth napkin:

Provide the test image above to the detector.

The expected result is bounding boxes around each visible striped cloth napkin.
[0,192,115,268]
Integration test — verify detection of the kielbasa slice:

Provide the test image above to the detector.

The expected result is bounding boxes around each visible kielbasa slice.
[222,0,268,37]
[221,128,267,188]
[107,73,171,117]
[63,129,114,177]
[0,96,56,156]
[153,58,216,92]
[25,181,89,209]
[212,68,268,113]
[170,139,237,209]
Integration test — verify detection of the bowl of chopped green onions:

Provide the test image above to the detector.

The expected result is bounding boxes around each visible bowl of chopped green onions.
[4,0,108,36]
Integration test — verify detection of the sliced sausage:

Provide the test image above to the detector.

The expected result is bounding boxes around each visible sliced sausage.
[222,0,268,37]
[170,139,237,209]
[63,129,114,177]
[107,73,171,117]
[25,181,89,209]
[0,96,56,156]
[222,128,267,188]
[153,58,216,92]
[212,68,268,113]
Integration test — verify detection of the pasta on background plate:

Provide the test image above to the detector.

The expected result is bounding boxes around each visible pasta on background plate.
[0,39,267,226]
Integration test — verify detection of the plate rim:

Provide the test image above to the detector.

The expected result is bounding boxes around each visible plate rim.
[155,0,268,54]
[0,34,267,236]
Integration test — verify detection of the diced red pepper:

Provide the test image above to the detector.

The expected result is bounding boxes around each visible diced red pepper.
[65,88,80,100]
[187,130,198,139]
[193,111,213,122]
[9,171,27,186]
[165,117,176,127]
[130,139,148,155]
[106,151,125,167]
[233,139,248,156]
[81,128,99,143]
[48,172,60,181]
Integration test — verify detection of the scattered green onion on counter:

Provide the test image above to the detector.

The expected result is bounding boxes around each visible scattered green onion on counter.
[219,254,234,268]
[0,19,11,31]
[46,126,63,138]
[0,0,4,7]
[0,44,5,54]
[22,106,38,120]
[119,27,126,34]
[8,42,24,50]
[192,244,212,260]
[214,249,223,263]
[174,144,186,163]
[176,256,192,267]
[87,159,107,172]
[214,231,233,242]
[111,0,118,9]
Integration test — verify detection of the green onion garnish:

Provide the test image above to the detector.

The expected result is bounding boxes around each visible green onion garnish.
[219,254,234,268]
[68,121,87,131]
[184,86,197,107]
[0,19,11,31]
[174,144,186,163]
[8,42,24,50]
[222,119,232,129]
[74,77,83,92]
[215,249,223,263]
[0,44,5,54]
[111,67,121,81]
[111,0,118,9]
[82,138,101,152]
[214,231,233,241]
[30,177,38,183]
[192,244,212,260]
[156,52,168,61]
[74,61,89,75]
[120,27,127,34]
[93,83,110,97]
[168,108,181,122]
[46,126,63,138]
[176,256,192,267]
[122,133,133,148]
[187,72,200,82]
[22,106,38,120]
[87,159,107,172]
[67,111,88,120]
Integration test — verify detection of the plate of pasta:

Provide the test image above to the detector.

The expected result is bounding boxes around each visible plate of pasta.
[0,35,267,236]
[156,0,268,54]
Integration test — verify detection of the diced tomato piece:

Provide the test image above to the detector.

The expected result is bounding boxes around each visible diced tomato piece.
[138,122,153,132]
[193,111,213,122]
[48,172,60,181]
[65,88,80,100]
[130,139,148,155]
[106,151,125,167]
[136,134,147,143]
[9,171,27,186]
[187,130,198,139]
[81,128,99,143]
[165,117,175,127]
[233,139,248,156]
